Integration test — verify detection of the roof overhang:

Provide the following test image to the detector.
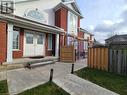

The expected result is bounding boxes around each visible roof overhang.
[0,14,64,34]
[54,2,84,19]
[63,0,82,16]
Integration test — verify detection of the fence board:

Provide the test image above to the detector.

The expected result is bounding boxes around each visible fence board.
[88,47,127,76]
[109,49,112,72]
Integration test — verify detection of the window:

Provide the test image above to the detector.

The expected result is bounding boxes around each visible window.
[13,31,19,50]
[48,34,52,50]
[37,34,43,44]
[26,33,33,44]
[68,12,78,35]
[84,42,88,50]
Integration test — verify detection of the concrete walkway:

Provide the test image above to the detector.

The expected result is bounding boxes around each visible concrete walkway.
[6,59,119,95]
[7,59,86,95]
[0,71,7,81]
[53,74,119,95]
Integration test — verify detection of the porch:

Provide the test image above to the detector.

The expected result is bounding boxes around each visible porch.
[0,14,63,63]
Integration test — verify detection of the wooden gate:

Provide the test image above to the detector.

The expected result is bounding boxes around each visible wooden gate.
[60,46,75,63]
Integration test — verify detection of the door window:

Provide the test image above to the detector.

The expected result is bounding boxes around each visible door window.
[26,33,33,44]
[37,34,43,44]
[48,34,52,50]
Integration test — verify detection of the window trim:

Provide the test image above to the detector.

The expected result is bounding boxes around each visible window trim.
[13,30,20,51]
[68,11,78,35]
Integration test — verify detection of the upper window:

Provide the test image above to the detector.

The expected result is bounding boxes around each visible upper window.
[48,34,52,50]
[68,12,78,35]
[26,33,33,44]
[13,31,20,50]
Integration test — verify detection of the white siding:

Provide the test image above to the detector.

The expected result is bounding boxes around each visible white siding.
[15,0,61,25]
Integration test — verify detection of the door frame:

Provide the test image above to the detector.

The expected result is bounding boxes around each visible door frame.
[23,30,46,57]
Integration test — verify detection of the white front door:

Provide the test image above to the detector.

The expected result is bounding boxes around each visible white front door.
[24,31,45,57]
[35,33,45,56]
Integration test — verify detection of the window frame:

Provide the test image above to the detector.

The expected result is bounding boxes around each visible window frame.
[48,34,53,50]
[68,11,78,36]
[13,30,20,51]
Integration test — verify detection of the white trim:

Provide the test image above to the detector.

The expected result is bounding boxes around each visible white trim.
[0,14,64,34]
[55,34,59,57]
[13,49,21,51]
[67,11,70,46]
[7,23,13,62]
[13,30,20,50]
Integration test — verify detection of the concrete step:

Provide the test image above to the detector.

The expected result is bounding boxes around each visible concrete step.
[2,57,58,70]
[53,74,119,95]
[29,61,55,69]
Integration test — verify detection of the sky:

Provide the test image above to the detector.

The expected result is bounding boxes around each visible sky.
[77,0,127,43]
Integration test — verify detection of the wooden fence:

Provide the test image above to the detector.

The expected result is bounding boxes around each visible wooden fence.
[88,47,127,76]
[88,47,108,71]
[60,46,75,63]
[109,49,127,76]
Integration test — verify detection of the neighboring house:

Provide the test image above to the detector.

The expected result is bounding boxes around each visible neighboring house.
[0,0,90,63]
[75,28,94,59]
[105,34,127,49]
[93,39,105,47]
[80,28,94,52]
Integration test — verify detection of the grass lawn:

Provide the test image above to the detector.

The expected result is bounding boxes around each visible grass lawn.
[0,80,8,95]
[18,82,70,95]
[75,68,127,95]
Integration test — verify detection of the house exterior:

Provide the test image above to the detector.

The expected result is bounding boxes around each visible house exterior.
[0,0,93,63]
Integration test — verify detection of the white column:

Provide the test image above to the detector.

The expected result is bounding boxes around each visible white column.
[7,23,13,62]
[55,34,59,57]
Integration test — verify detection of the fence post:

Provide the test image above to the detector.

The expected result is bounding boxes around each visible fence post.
[49,69,54,81]
[71,64,74,74]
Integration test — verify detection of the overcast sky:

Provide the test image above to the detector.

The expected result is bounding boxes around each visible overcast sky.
[77,0,127,43]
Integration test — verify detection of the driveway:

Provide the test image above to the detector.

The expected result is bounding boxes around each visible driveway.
[7,59,86,95]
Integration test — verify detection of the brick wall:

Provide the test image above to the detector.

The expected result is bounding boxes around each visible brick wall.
[13,28,24,58]
[55,7,68,46]
[0,21,7,63]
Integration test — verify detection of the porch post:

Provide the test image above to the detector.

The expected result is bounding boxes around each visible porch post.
[7,23,13,62]
[55,34,59,57]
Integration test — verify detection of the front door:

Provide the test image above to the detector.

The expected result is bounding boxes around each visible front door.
[24,31,45,57]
